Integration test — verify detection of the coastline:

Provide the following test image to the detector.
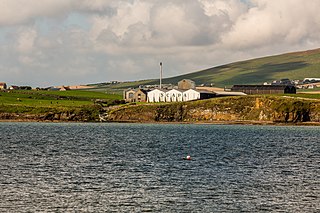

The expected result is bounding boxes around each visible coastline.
[1,118,320,126]
[2,95,320,126]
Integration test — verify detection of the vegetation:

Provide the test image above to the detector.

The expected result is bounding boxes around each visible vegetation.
[94,48,320,90]
[0,90,122,107]
[106,95,320,124]
[0,90,123,121]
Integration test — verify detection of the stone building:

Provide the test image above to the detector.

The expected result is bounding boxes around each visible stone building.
[124,89,136,102]
[134,89,149,102]
[178,79,196,90]
[124,89,149,102]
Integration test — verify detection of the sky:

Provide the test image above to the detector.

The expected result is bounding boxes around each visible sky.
[1,0,320,87]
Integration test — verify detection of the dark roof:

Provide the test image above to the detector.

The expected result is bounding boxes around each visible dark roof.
[232,85,295,89]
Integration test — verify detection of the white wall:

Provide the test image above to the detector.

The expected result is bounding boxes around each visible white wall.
[183,89,200,101]
[147,89,166,102]
[148,88,203,102]
[165,89,183,102]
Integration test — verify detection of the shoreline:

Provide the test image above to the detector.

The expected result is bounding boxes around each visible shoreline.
[1,118,320,126]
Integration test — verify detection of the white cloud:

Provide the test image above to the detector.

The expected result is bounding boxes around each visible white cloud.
[0,0,77,26]
[222,0,320,49]
[1,0,320,87]
[15,27,37,53]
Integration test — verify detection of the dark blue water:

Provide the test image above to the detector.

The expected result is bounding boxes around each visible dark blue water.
[0,123,319,212]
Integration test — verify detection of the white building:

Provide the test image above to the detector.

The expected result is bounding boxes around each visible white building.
[183,89,201,101]
[147,89,166,102]
[147,88,244,103]
[165,89,184,102]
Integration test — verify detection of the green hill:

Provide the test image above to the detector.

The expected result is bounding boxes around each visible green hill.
[96,48,320,90]
[177,48,320,87]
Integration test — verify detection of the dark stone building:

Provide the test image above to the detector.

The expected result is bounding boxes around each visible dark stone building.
[134,89,149,102]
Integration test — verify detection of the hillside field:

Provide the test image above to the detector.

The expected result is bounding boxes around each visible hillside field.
[92,48,320,91]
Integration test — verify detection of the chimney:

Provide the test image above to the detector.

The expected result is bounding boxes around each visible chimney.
[160,62,163,89]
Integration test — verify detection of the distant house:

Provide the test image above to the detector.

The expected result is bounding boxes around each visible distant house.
[59,86,71,91]
[48,87,60,91]
[19,86,32,90]
[147,89,167,102]
[178,79,196,90]
[9,85,19,90]
[231,85,296,94]
[0,82,7,90]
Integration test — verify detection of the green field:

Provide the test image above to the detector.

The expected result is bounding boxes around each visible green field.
[96,48,320,90]
[0,90,123,117]
[0,90,122,106]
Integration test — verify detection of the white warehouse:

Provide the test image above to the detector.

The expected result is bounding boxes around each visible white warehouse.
[147,88,215,103]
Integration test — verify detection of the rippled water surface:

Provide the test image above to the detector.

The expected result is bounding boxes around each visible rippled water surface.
[0,122,319,212]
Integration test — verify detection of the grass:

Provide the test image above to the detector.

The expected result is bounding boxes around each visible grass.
[97,48,320,90]
[0,90,122,106]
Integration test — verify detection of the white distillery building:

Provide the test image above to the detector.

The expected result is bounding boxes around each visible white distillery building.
[147,89,167,102]
[165,89,184,102]
[183,89,201,101]
[147,88,217,103]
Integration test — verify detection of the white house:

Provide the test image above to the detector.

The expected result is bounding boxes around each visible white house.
[165,89,184,102]
[147,89,167,102]
[183,89,201,101]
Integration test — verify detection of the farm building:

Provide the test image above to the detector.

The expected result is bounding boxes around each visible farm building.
[178,79,196,90]
[0,82,7,90]
[231,85,296,94]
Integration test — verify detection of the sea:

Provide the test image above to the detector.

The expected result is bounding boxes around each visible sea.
[0,122,319,212]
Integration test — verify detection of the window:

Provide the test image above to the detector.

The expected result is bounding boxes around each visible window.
[129,93,134,98]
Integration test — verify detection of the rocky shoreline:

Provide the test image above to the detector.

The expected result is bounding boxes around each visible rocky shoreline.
[2,96,320,126]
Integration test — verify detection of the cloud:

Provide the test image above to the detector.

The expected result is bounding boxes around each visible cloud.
[222,0,320,49]
[0,0,76,26]
[1,0,320,87]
